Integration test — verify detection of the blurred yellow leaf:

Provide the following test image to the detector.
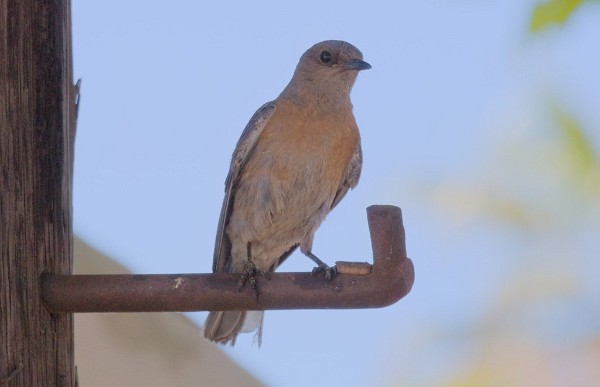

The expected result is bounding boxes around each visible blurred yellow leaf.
[551,104,597,174]
[530,0,586,32]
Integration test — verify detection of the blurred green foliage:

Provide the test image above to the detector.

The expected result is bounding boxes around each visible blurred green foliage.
[530,0,596,32]
[552,104,597,175]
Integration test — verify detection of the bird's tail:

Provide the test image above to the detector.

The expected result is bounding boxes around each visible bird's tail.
[204,311,264,346]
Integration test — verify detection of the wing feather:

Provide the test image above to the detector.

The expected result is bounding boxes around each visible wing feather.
[212,101,277,272]
[330,143,362,210]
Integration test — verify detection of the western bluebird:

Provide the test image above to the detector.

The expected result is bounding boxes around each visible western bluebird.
[204,40,370,345]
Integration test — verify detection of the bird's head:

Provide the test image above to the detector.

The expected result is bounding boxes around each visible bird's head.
[282,40,371,105]
[301,40,371,72]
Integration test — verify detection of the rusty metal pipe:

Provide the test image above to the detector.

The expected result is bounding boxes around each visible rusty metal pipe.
[41,205,414,313]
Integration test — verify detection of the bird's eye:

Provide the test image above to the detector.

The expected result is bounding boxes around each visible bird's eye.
[319,50,332,64]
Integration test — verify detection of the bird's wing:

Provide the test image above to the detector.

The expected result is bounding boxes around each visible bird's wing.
[213,101,277,273]
[330,142,362,210]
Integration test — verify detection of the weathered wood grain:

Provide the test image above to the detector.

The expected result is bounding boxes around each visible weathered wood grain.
[0,1,76,385]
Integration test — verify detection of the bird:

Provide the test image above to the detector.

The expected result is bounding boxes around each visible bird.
[204,40,370,345]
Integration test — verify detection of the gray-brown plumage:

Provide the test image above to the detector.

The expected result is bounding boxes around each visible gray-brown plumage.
[204,40,370,345]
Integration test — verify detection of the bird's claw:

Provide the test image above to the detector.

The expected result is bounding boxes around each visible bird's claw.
[238,260,260,301]
[312,263,336,280]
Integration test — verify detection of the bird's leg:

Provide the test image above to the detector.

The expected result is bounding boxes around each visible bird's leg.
[238,241,259,301]
[305,251,336,280]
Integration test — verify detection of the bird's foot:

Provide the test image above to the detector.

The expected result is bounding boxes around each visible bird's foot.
[312,263,337,280]
[306,251,336,280]
[238,260,260,301]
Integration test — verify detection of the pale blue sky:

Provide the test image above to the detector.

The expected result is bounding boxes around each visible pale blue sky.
[72,1,600,385]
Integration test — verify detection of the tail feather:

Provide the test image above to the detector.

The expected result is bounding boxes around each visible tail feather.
[204,311,264,346]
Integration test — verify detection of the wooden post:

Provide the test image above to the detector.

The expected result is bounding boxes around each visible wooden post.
[0,0,77,385]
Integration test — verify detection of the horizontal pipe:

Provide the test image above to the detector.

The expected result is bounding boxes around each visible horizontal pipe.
[41,205,414,313]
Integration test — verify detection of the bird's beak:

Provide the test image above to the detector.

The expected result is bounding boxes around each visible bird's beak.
[342,59,372,71]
